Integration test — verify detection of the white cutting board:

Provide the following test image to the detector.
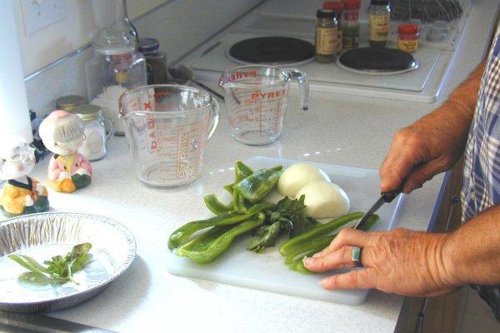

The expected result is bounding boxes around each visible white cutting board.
[167,157,405,305]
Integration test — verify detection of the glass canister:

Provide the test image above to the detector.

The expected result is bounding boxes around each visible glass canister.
[85,3,147,136]
[70,104,115,161]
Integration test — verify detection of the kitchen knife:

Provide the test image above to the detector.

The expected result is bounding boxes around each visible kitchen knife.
[354,188,402,230]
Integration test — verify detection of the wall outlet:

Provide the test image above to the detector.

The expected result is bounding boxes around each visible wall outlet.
[21,0,66,36]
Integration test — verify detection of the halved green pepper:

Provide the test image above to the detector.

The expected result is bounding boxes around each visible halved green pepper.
[176,212,266,264]
[279,212,364,256]
[168,202,273,250]
[233,165,283,203]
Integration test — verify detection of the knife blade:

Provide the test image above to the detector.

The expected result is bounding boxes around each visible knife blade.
[354,188,402,230]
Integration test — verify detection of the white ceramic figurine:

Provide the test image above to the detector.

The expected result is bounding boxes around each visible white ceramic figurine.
[0,135,49,216]
[39,110,93,193]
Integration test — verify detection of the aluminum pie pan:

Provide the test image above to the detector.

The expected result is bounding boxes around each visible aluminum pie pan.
[0,212,136,313]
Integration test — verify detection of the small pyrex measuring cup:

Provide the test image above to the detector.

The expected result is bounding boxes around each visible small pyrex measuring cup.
[219,65,309,145]
[119,85,219,188]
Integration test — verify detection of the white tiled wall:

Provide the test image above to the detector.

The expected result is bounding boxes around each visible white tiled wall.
[23,0,263,117]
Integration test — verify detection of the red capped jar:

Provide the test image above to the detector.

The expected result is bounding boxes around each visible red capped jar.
[397,23,420,53]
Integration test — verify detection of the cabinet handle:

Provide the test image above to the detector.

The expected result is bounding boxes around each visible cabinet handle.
[444,195,460,232]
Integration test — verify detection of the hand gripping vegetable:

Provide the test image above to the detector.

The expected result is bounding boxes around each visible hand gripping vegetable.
[284,215,379,273]
[176,213,266,264]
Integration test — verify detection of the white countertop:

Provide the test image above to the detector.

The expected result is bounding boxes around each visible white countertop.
[12,91,440,333]
[2,1,498,331]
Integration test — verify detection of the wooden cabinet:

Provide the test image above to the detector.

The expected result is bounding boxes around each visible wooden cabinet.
[395,160,465,332]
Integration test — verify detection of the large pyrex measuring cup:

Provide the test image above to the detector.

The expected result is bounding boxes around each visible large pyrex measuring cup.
[119,85,219,187]
[219,65,309,145]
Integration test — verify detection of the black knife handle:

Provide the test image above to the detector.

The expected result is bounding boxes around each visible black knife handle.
[381,188,402,203]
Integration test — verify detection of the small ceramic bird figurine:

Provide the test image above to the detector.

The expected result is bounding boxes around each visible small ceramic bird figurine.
[39,110,92,193]
[0,135,49,216]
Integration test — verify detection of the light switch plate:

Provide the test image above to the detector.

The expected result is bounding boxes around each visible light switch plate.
[21,0,66,36]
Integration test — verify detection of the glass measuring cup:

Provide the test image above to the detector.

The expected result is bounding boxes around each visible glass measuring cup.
[219,65,309,145]
[119,85,219,187]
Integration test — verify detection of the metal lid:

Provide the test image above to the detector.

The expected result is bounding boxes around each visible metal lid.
[55,95,86,112]
[138,38,160,56]
[316,9,336,19]
[71,104,103,121]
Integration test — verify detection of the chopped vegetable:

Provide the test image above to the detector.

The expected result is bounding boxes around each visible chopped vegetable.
[176,213,265,264]
[168,202,273,250]
[279,212,363,256]
[9,243,93,285]
[247,195,318,253]
[277,163,331,197]
[233,165,283,203]
[295,181,350,219]
[284,214,379,273]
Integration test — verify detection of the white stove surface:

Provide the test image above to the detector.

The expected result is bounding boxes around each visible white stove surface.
[181,0,472,103]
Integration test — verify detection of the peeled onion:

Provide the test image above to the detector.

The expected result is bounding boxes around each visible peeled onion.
[277,163,330,198]
[295,181,350,219]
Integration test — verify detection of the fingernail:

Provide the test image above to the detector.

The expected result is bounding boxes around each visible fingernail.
[312,252,322,258]
[302,256,313,266]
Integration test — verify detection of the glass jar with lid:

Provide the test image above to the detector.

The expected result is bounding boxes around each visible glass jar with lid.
[368,0,391,48]
[85,0,147,136]
[315,9,338,63]
[70,104,115,161]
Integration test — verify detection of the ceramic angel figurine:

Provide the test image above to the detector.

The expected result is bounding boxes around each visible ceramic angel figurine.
[39,110,92,193]
[0,135,49,216]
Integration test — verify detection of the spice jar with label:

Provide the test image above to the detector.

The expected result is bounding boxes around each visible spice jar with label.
[368,0,391,48]
[341,0,361,49]
[323,2,344,54]
[70,104,115,161]
[397,23,420,53]
[315,9,338,63]
[138,38,168,84]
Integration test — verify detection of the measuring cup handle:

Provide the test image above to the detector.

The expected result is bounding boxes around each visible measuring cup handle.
[103,117,115,142]
[208,97,220,140]
[290,69,309,111]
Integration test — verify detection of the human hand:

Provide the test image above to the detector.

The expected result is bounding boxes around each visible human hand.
[380,120,464,194]
[302,227,458,297]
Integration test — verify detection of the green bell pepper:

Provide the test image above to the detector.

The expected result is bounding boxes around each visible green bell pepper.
[233,165,283,203]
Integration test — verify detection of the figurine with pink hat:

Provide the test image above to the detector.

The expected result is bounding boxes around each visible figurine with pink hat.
[39,110,92,192]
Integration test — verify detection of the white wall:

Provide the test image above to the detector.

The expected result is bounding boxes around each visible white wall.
[13,0,168,77]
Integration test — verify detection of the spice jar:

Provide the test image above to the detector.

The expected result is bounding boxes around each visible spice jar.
[315,9,338,63]
[323,2,344,54]
[341,0,361,49]
[368,0,391,48]
[138,38,168,84]
[397,24,420,52]
[70,104,115,161]
[55,95,86,112]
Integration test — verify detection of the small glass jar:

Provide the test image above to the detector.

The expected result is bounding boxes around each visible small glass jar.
[397,23,420,52]
[323,1,344,54]
[341,0,361,49]
[315,9,338,63]
[71,104,115,161]
[368,0,391,48]
[138,38,168,84]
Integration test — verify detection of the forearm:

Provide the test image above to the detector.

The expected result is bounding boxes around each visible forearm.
[442,204,500,286]
[413,61,484,150]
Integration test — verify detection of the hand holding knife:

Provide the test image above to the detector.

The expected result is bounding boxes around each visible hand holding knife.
[354,187,402,230]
